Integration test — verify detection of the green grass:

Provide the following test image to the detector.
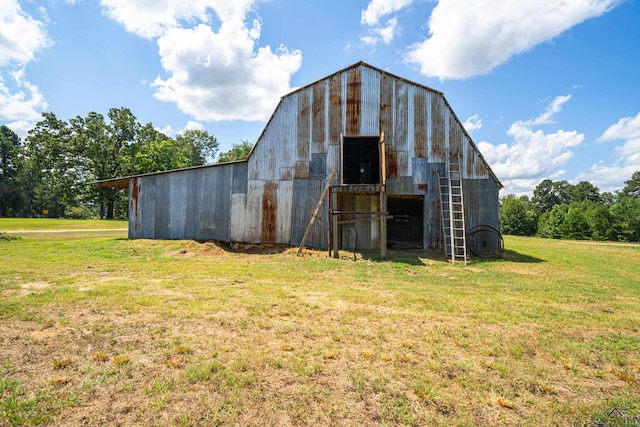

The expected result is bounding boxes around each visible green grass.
[0,223,638,426]
[0,218,127,231]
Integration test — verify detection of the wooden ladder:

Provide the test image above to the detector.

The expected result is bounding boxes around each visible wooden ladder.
[439,157,467,264]
[297,169,337,256]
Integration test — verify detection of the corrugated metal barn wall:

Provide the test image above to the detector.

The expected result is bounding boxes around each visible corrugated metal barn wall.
[242,62,499,250]
[127,63,499,249]
[128,162,247,241]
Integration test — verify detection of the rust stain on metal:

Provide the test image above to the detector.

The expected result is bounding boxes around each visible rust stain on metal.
[329,74,342,141]
[346,69,361,135]
[297,90,310,159]
[386,149,398,179]
[417,183,428,193]
[431,95,445,159]
[449,116,462,158]
[466,148,474,177]
[294,161,309,179]
[312,83,326,152]
[414,91,427,158]
[129,178,140,232]
[261,181,278,243]
[379,73,394,148]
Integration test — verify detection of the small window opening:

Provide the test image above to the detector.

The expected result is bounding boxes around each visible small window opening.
[342,136,380,184]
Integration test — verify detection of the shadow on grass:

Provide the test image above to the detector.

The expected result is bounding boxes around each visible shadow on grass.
[353,249,451,266]
[492,249,544,263]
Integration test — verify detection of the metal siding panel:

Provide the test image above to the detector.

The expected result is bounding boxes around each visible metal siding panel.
[346,68,361,135]
[329,73,343,141]
[414,89,427,158]
[310,153,327,179]
[327,143,340,179]
[425,163,446,251]
[291,179,325,248]
[169,172,187,239]
[396,151,410,177]
[431,94,446,162]
[277,180,293,244]
[280,167,294,180]
[386,176,415,195]
[261,181,278,243]
[185,171,202,239]
[232,162,248,194]
[154,175,170,239]
[380,73,394,149]
[394,80,409,152]
[412,157,429,194]
[297,89,311,160]
[312,82,326,153]
[360,65,380,136]
[140,177,156,239]
[230,193,247,242]
[295,160,309,179]
[245,180,262,243]
[386,148,398,179]
[291,179,307,245]
[128,178,141,239]
[199,165,232,241]
[449,111,463,159]
[307,180,326,248]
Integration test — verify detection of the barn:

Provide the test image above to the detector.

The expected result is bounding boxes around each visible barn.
[98,62,502,261]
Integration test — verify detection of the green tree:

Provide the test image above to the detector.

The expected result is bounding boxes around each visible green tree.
[0,125,22,216]
[126,136,191,174]
[176,129,218,165]
[564,205,591,240]
[217,140,254,163]
[621,170,640,198]
[585,203,614,241]
[500,194,537,236]
[532,179,571,213]
[23,113,80,217]
[569,181,600,204]
[610,197,640,242]
[537,204,568,239]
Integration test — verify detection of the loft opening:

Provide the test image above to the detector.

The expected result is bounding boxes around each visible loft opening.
[387,196,424,249]
[342,136,380,184]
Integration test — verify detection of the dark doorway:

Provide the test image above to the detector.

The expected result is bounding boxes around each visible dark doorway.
[387,196,424,249]
[342,136,380,184]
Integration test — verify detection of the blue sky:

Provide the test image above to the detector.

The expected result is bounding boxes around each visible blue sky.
[1,0,639,195]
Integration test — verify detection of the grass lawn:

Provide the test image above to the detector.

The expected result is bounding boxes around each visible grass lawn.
[0,218,128,231]
[0,224,638,426]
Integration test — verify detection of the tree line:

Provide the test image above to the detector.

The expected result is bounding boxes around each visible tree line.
[500,174,640,242]
[0,108,254,219]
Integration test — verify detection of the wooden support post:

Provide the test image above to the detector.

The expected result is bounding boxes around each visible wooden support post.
[331,191,340,258]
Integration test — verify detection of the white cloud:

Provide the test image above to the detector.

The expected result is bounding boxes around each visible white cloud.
[404,0,619,80]
[0,0,50,66]
[183,120,205,131]
[360,1,406,47]
[463,114,482,133]
[101,1,302,122]
[478,95,583,194]
[361,0,416,26]
[0,2,50,137]
[100,0,255,39]
[0,67,49,138]
[152,22,302,121]
[577,112,640,192]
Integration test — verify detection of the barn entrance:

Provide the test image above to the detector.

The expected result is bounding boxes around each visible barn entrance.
[387,196,424,249]
[342,136,380,184]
